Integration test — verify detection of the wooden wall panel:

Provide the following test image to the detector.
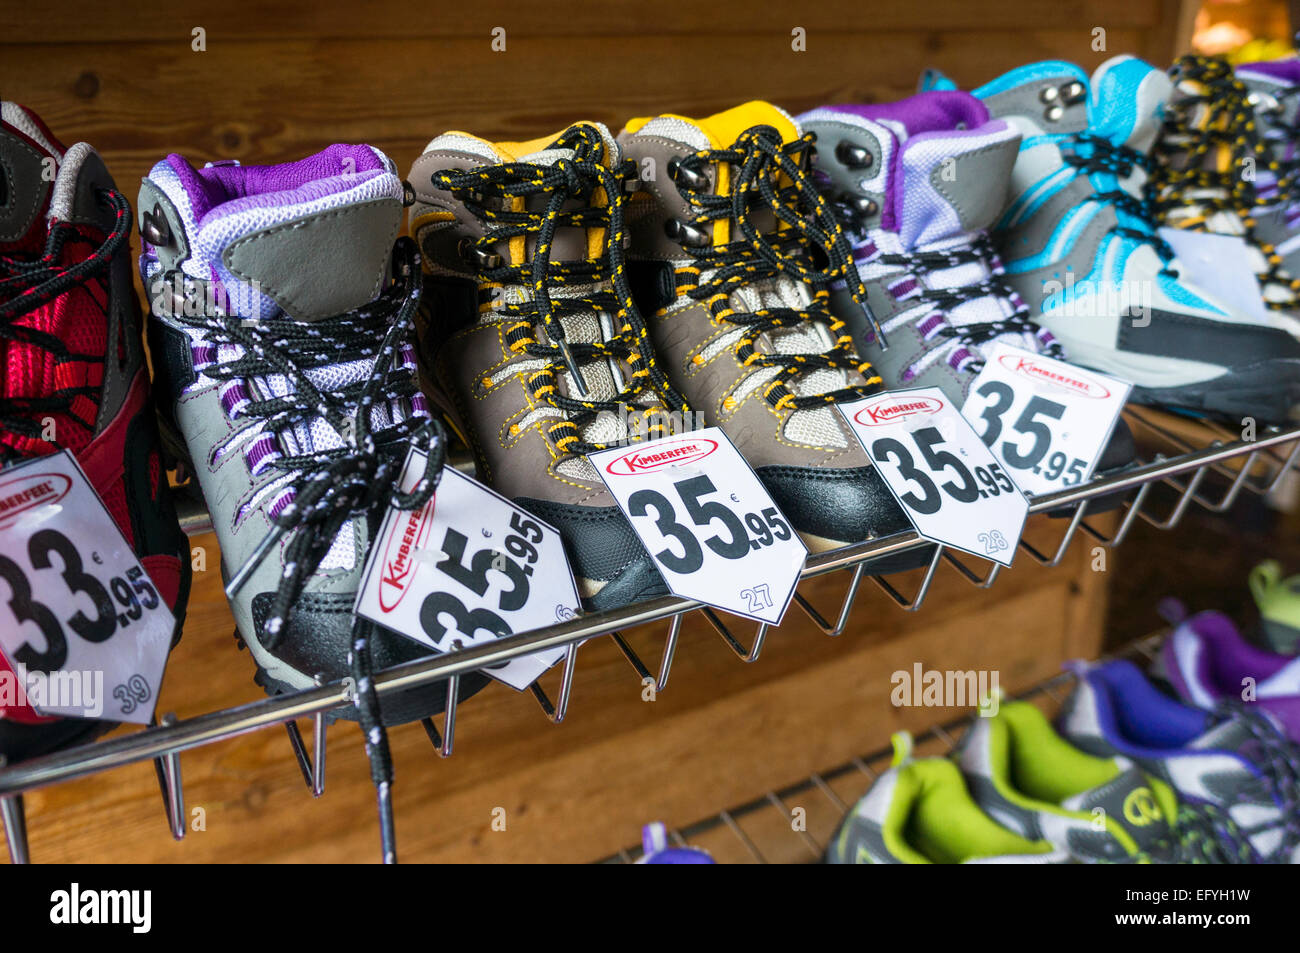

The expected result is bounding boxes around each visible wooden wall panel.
[0,0,1171,863]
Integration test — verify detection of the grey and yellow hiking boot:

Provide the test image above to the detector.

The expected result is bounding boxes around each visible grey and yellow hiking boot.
[139,145,489,726]
[617,102,912,555]
[408,122,689,611]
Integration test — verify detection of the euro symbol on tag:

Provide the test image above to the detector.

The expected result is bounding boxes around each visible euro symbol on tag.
[730,493,739,502]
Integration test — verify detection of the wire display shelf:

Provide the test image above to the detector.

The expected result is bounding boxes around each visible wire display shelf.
[1,408,1296,863]
[598,634,1166,863]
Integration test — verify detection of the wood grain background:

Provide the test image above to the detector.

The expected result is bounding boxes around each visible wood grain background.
[0,0,1183,863]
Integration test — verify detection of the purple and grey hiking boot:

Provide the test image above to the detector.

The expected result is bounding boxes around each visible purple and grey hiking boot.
[800,91,1135,482]
[1160,609,1300,742]
[1059,658,1300,863]
[635,822,715,864]
[139,145,489,860]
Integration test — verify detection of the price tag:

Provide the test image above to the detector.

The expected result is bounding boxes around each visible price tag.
[355,450,580,691]
[587,428,807,624]
[962,343,1132,497]
[840,387,1027,567]
[0,451,174,723]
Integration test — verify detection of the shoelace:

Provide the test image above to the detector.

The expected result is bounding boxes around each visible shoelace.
[178,235,439,863]
[1210,700,1300,863]
[0,188,129,457]
[1153,54,1300,307]
[666,126,884,411]
[429,125,688,455]
[1062,134,1180,276]
[1164,801,1254,863]
[867,235,1062,379]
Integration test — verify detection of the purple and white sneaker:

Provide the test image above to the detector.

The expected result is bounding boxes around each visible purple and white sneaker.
[635,823,715,864]
[1160,609,1300,742]
[1059,659,1300,863]
[138,146,491,857]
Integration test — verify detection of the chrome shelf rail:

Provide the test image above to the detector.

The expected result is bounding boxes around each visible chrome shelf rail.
[2,412,1296,863]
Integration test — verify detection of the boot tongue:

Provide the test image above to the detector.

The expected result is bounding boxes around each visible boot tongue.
[1061,765,1174,853]
[494,121,621,267]
[897,114,1019,248]
[1088,54,1172,153]
[0,102,65,249]
[161,144,403,321]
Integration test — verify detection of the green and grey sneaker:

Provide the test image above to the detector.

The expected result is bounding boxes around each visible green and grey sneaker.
[1250,560,1300,654]
[954,700,1223,862]
[826,734,1069,864]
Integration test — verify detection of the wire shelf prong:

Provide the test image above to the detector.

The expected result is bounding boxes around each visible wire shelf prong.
[1141,465,1209,530]
[1193,450,1259,512]
[655,615,683,692]
[810,772,847,811]
[1263,437,1300,494]
[534,642,578,724]
[609,631,652,682]
[283,675,328,797]
[0,756,29,865]
[152,712,185,840]
[1081,480,1151,548]
[869,545,943,611]
[1018,499,1089,567]
[424,675,459,758]
[792,564,866,636]
[720,809,767,864]
[702,608,768,662]
[941,549,1001,588]
[766,790,822,858]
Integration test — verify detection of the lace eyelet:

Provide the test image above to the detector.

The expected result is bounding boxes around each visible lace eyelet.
[667,156,710,191]
[835,141,873,169]
[664,218,709,247]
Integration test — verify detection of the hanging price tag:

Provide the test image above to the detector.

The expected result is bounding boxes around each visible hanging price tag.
[0,451,174,723]
[962,343,1132,497]
[588,428,807,624]
[840,387,1027,567]
[355,451,580,691]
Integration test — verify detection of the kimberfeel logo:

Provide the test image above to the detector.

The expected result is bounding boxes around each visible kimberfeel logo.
[604,438,719,475]
[377,496,436,612]
[999,354,1110,399]
[853,395,945,427]
[0,471,72,527]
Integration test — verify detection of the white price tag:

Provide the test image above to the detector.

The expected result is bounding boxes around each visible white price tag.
[962,343,1132,497]
[0,451,174,723]
[355,451,580,691]
[588,428,807,624]
[840,387,1027,567]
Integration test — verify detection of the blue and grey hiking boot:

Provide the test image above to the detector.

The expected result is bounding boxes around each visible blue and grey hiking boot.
[927,55,1300,423]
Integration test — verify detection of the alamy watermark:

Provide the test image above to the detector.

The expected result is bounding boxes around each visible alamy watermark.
[0,664,104,717]
[891,663,1000,717]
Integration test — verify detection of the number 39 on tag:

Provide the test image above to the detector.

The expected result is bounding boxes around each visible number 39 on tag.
[0,451,175,724]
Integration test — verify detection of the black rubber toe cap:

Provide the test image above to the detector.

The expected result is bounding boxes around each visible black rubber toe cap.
[756,464,912,546]
[251,591,490,725]
[514,498,668,611]
[1098,416,1136,474]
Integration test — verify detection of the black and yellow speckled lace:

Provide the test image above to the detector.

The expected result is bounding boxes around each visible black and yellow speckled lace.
[429,124,688,455]
[666,125,885,412]
[1152,54,1300,310]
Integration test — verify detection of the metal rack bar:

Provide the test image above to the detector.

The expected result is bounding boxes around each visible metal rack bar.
[2,421,1298,857]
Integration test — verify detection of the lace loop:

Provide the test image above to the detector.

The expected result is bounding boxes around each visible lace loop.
[430,125,688,455]
[668,127,885,411]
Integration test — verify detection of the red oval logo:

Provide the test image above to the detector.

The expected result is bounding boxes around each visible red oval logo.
[604,438,720,475]
[377,495,436,613]
[853,395,945,427]
[0,471,73,528]
[998,355,1111,400]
